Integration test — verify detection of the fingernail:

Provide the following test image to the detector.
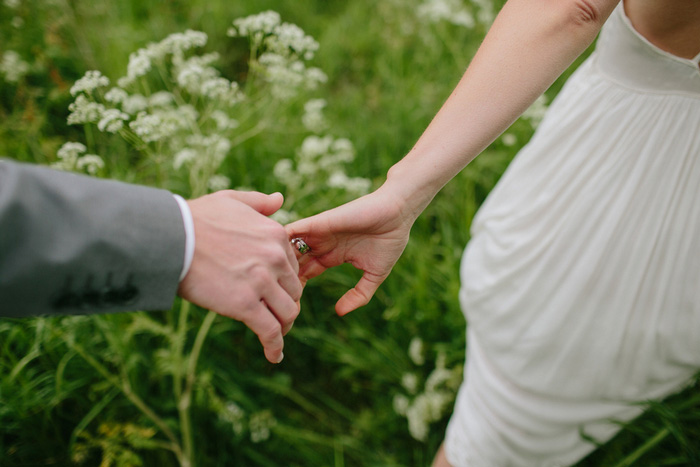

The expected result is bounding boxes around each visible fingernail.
[276,352,285,364]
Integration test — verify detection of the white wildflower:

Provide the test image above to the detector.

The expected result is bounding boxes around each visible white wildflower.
[122,94,148,115]
[200,78,243,105]
[219,402,246,437]
[331,138,354,162]
[210,110,239,131]
[67,95,105,125]
[343,176,371,195]
[269,23,319,60]
[186,134,231,165]
[161,29,208,57]
[302,98,327,133]
[4,0,20,9]
[258,54,304,100]
[328,171,349,188]
[305,67,328,89]
[207,174,230,192]
[76,154,105,175]
[167,105,198,128]
[53,142,86,171]
[522,94,549,127]
[0,50,29,83]
[70,70,110,96]
[393,394,410,416]
[473,0,496,25]
[11,16,23,28]
[258,54,326,100]
[273,158,294,179]
[174,51,219,70]
[104,87,128,104]
[97,109,129,133]
[409,337,425,366]
[406,397,430,442]
[173,148,197,170]
[176,63,218,93]
[249,410,277,443]
[426,367,453,392]
[148,91,175,108]
[402,373,420,394]
[298,135,333,161]
[129,111,177,142]
[417,0,475,28]
[118,49,152,88]
[501,133,517,147]
[271,208,297,225]
[229,10,281,37]
[57,142,86,162]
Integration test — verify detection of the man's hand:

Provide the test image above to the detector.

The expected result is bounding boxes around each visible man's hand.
[178,190,302,364]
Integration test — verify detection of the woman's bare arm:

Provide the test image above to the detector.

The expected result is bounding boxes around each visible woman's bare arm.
[386,0,621,219]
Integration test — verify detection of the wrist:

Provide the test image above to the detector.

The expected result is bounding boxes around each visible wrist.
[383,162,439,221]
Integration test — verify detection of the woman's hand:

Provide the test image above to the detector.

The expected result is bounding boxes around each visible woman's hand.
[285,186,415,316]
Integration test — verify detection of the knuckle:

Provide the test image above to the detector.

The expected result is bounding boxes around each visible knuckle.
[235,291,260,312]
[266,222,290,243]
[249,265,274,289]
[291,281,303,302]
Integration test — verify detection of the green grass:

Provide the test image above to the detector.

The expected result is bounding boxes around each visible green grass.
[1,0,699,465]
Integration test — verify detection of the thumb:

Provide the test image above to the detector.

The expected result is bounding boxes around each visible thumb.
[335,272,384,316]
[228,190,284,216]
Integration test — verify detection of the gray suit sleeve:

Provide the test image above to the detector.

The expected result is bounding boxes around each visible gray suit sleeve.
[0,159,186,317]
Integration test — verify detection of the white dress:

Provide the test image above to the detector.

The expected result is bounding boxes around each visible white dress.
[444,4,700,466]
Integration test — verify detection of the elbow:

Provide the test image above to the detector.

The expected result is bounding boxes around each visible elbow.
[547,0,615,43]
[566,0,610,28]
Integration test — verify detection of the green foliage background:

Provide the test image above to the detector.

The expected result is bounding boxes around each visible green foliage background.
[1,0,699,465]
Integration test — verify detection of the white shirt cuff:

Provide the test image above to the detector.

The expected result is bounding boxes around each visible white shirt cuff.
[173,194,195,282]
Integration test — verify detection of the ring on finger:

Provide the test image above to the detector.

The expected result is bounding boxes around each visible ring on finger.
[290,238,310,255]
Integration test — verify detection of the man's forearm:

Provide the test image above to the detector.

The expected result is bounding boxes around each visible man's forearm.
[0,159,186,316]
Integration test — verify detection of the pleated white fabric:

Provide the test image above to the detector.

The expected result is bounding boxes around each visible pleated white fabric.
[444,4,700,466]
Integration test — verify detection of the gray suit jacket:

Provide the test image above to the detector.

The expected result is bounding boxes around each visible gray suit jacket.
[0,159,185,317]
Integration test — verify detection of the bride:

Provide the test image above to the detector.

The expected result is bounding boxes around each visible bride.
[287,0,700,465]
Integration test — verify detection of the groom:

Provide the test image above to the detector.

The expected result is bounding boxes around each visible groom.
[0,159,302,363]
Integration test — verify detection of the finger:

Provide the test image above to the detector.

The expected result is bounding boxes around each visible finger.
[284,239,301,274]
[227,190,284,217]
[285,218,310,240]
[263,283,300,335]
[335,272,385,316]
[298,258,328,282]
[277,265,304,302]
[242,302,285,363]
[290,238,310,261]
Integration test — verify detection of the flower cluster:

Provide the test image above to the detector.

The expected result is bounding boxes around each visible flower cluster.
[52,142,105,175]
[392,338,462,441]
[218,402,277,443]
[70,70,110,96]
[0,50,30,83]
[416,0,495,29]
[117,30,208,88]
[522,94,549,128]
[417,0,475,28]
[62,12,334,198]
[302,98,328,133]
[273,134,371,222]
[228,11,327,100]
